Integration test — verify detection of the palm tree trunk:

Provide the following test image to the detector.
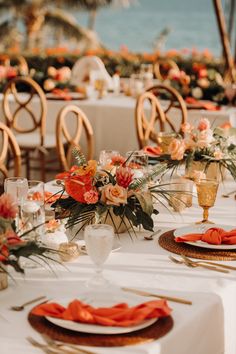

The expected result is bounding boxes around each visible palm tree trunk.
[88,9,97,30]
[213,0,236,82]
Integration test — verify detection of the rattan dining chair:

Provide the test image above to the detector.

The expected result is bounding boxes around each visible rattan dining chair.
[135,91,166,148]
[56,104,94,171]
[147,84,188,134]
[153,59,180,81]
[2,76,56,181]
[0,122,21,181]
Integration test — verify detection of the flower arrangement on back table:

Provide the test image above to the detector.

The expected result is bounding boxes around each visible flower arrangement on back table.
[161,118,236,180]
[0,193,56,275]
[53,150,171,235]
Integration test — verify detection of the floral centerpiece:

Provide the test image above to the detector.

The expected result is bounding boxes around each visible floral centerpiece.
[0,193,55,279]
[53,150,170,235]
[161,118,236,180]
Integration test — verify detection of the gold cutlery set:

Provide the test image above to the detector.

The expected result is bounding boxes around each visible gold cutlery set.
[169,254,236,273]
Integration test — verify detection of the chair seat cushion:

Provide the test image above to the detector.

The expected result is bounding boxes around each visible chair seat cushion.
[15,132,56,149]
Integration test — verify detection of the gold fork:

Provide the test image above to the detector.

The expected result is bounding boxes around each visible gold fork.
[169,255,229,273]
[28,336,97,354]
[180,254,236,271]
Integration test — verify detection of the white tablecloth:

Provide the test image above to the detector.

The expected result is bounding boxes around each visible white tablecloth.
[1,93,236,159]
[1,179,236,354]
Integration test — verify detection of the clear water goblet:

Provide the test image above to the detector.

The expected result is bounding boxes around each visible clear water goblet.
[84,224,114,290]
[21,180,45,241]
[99,150,120,168]
[4,177,28,230]
[126,151,148,179]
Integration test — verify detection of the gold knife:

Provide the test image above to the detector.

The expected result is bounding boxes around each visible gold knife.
[122,287,192,305]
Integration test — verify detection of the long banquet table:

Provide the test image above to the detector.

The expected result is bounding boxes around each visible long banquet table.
[1,93,236,159]
[1,179,236,354]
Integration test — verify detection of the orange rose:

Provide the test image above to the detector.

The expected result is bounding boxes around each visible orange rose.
[168,139,185,160]
[101,184,127,206]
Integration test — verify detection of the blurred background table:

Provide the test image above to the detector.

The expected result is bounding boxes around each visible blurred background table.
[0,93,235,159]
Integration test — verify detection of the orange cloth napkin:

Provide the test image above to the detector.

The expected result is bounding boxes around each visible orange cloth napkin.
[185,97,221,111]
[32,299,171,327]
[175,227,236,245]
[52,88,72,101]
[143,146,162,156]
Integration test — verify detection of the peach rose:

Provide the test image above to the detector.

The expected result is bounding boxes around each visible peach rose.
[47,66,57,78]
[213,150,223,160]
[43,78,56,91]
[75,160,97,177]
[181,122,193,134]
[168,139,185,160]
[198,118,210,131]
[101,184,127,206]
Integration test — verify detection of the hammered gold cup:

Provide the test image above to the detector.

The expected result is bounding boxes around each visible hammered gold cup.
[157,132,177,154]
[196,178,219,224]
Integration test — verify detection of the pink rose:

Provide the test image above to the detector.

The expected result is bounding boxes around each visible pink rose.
[198,118,210,131]
[83,190,99,204]
[168,139,185,160]
[101,184,127,206]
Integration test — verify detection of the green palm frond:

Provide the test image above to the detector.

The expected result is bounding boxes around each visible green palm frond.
[44,8,99,43]
[72,148,87,166]
[129,163,167,191]
[55,0,112,10]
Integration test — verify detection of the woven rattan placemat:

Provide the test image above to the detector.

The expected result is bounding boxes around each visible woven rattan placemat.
[28,311,173,347]
[158,230,236,261]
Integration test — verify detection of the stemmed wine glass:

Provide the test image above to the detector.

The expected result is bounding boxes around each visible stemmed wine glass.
[196,178,219,224]
[4,177,28,230]
[84,224,114,289]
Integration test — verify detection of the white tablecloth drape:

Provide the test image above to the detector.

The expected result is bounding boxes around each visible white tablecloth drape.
[1,179,236,354]
[1,93,235,158]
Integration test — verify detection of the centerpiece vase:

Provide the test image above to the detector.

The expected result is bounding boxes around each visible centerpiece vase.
[101,210,130,234]
[186,161,226,181]
[0,266,8,290]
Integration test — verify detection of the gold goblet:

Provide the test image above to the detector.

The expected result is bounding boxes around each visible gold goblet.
[157,132,177,154]
[196,178,219,224]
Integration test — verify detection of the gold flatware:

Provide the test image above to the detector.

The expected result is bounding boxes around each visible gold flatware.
[122,287,192,305]
[28,336,97,354]
[181,255,236,271]
[10,296,47,311]
[169,255,229,274]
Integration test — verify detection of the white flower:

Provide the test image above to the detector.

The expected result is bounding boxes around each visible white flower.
[196,129,214,148]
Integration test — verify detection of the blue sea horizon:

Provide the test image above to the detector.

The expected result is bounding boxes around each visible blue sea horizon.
[74,0,230,57]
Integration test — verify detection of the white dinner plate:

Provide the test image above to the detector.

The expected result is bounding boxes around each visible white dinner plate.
[45,293,157,334]
[174,224,236,250]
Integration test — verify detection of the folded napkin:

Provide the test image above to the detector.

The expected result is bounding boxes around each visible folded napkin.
[32,299,171,327]
[185,97,221,111]
[52,88,72,101]
[143,146,162,156]
[175,227,236,245]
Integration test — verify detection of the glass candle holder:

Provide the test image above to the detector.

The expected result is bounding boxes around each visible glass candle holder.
[126,151,148,179]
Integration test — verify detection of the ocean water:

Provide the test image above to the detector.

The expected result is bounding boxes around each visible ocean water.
[75,0,230,56]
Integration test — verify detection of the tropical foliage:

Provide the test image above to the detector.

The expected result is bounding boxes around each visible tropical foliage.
[52,150,171,236]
